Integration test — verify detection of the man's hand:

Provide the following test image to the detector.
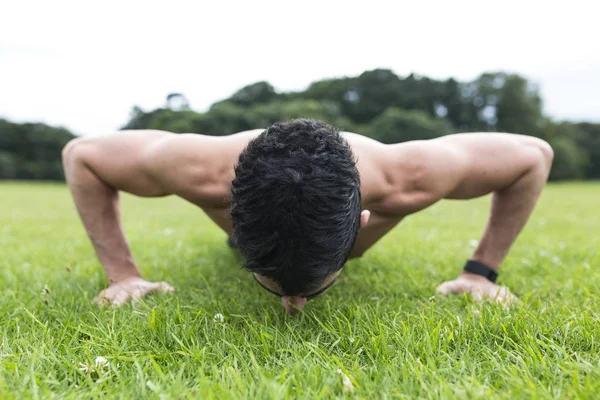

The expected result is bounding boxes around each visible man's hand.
[436,272,518,306]
[93,277,175,306]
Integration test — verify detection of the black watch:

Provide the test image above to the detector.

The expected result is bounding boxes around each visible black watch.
[463,260,498,283]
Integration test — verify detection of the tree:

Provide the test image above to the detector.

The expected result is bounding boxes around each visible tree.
[166,93,190,110]
[366,108,453,144]
[543,121,589,181]
[228,81,278,107]
[247,99,357,132]
[0,119,76,181]
[548,136,589,180]
[495,74,544,135]
[574,122,600,179]
[122,106,163,130]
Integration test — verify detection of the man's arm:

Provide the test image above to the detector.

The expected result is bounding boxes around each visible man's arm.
[62,130,207,305]
[387,133,554,303]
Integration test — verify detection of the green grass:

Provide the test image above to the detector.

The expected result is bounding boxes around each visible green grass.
[1,182,599,399]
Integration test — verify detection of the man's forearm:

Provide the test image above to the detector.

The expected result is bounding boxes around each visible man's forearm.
[471,155,552,270]
[63,142,141,284]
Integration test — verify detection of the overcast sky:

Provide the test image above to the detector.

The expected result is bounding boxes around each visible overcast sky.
[1,0,599,136]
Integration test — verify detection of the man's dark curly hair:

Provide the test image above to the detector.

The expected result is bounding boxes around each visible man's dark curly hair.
[230,119,362,296]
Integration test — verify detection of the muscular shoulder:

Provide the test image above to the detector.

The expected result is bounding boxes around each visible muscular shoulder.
[342,133,395,207]
[368,139,468,215]
[341,132,445,213]
[142,130,263,205]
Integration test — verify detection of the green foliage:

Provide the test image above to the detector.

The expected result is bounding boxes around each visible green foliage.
[338,69,408,124]
[1,182,599,397]
[228,81,278,106]
[0,119,75,181]
[302,70,446,125]
[124,99,359,137]
[248,99,358,132]
[494,74,544,135]
[549,136,589,180]
[366,108,453,144]
[165,93,190,111]
[543,121,593,181]
[458,73,545,134]
[574,122,600,179]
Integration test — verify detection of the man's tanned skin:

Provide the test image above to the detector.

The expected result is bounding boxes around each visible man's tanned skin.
[62,127,553,313]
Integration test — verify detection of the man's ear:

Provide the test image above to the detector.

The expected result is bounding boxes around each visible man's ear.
[360,210,371,229]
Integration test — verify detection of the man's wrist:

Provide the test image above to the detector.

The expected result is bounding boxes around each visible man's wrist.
[463,259,498,283]
[106,265,142,284]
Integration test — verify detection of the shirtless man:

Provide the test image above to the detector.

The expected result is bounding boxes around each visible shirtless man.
[62,119,554,314]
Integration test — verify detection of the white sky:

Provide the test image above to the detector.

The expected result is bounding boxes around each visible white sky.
[1,0,599,136]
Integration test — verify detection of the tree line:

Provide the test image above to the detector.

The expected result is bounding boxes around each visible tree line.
[1,69,599,181]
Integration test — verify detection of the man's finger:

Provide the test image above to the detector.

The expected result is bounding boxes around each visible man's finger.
[435,283,451,296]
[93,290,112,306]
[470,289,485,302]
[493,287,518,308]
[111,290,130,307]
[157,282,175,293]
[130,289,145,304]
[436,281,462,296]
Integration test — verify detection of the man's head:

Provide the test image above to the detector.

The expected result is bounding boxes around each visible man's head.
[230,119,363,306]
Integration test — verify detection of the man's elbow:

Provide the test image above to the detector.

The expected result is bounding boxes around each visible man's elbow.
[539,139,554,166]
[62,138,76,161]
[531,138,554,171]
[62,138,89,176]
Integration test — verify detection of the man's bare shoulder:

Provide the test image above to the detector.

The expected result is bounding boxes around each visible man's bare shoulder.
[136,129,263,205]
[344,134,461,215]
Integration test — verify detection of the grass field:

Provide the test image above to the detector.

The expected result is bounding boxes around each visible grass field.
[0,182,599,399]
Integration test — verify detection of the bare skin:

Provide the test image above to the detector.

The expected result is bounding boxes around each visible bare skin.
[62,128,554,313]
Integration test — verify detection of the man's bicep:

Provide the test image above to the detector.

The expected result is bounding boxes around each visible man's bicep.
[381,140,467,212]
[432,133,551,199]
[405,141,469,199]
